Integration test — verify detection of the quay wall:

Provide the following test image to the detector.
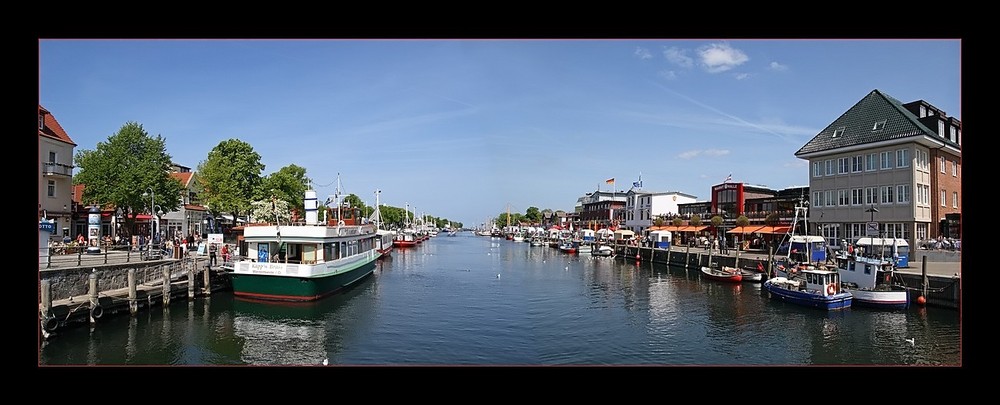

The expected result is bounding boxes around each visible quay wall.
[615,245,960,310]
[39,257,206,302]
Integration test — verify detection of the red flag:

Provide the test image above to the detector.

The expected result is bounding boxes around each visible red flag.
[605,178,614,184]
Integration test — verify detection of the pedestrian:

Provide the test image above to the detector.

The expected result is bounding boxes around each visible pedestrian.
[825,244,833,264]
[209,243,218,266]
[221,244,230,262]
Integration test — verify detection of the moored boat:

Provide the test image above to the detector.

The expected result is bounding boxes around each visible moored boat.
[230,190,380,302]
[701,265,743,283]
[835,253,909,309]
[592,244,614,257]
[763,267,852,310]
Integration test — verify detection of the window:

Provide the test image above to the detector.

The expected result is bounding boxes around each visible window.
[953,161,958,177]
[838,190,849,206]
[852,155,863,172]
[47,180,55,197]
[866,187,878,205]
[872,120,886,131]
[916,223,928,241]
[824,190,833,207]
[813,162,822,178]
[918,184,930,206]
[838,158,849,174]
[953,192,958,208]
[941,190,946,207]
[896,185,910,204]
[880,186,894,204]
[39,114,44,129]
[938,120,945,137]
[812,191,822,207]
[833,127,845,137]
[866,153,877,171]
[916,149,929,171]
[880,152,893,169]
[939,156,946,173]
[48,151,57,163]
[895,149,910,168]
[852,188,863,206]
[825,160,834,176]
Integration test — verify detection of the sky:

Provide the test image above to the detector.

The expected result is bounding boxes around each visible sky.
[39,39,961,227]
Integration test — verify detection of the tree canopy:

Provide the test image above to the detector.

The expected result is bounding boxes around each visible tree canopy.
[73,121,182,236]
[259,164,311,216]
[197,139,264,222]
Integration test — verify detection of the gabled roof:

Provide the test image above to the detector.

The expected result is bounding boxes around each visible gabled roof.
[170,171,195,188]
[795,89,959,156]
[38,105,76,146]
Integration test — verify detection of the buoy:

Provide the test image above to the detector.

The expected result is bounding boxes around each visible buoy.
[43,317,59,332]
[90,304,104,319]
[916,296,927,306]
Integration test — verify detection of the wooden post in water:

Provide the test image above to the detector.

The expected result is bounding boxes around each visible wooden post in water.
[40,279,52,319]
[162,265,171,306]
[188,258,195,299]
[921,256,929,298]
[666,246,672,266]
[128,268,138,315]
[203,259,212,296]
[685,244,691,269]
[88,271,99,324]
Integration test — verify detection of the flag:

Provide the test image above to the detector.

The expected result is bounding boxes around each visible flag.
[606,178,615,184]
[724,173,732,183]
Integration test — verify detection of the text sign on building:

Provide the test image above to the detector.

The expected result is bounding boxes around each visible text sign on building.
[866,222,880,236]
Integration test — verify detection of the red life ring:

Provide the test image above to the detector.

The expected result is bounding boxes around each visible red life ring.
[827,284,837,295]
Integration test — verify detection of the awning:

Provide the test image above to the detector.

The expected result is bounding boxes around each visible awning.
[679,225,709,232]
[728,225,765,234]
[756,225,791,234]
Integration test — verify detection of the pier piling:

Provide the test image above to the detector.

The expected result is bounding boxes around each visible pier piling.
[89,271,100,324]
[128,268,137,315]
[40,278,52,319]
[188,260,195,299]
[203,260,211,296]
[162,266,171,306]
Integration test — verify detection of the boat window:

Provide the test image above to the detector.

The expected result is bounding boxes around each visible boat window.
[340,242,346,259]
[864,264,872,275]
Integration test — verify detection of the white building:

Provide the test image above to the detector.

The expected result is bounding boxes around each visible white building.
[38,105,76,241]
[624,189,698,233]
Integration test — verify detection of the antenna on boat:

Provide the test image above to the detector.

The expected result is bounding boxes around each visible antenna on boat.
[335,173,342,225]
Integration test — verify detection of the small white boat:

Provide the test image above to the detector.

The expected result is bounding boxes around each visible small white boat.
[592,245,614,257]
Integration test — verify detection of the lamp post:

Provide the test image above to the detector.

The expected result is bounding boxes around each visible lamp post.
[142,187,154,253]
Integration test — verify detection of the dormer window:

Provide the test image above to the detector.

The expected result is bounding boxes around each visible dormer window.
[833,127,845,138]
[872,120,886,131]
[39,114,44,130]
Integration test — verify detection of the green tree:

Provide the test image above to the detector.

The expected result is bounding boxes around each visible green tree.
[736,215,750,227]
[73,121,182,236]
[765,212,781,226]
[197,139,265,223]
[525,206,541,223]
[654,217,665,227]
[690,215,702,227]
[250,198,291,224]
[672,217,684,227]
[259,164,311,216]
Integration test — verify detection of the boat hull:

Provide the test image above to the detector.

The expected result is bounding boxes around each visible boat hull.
[763,280,852,310]
[846,289,909,309]
[231,258,376,302]
[701,267,742,283]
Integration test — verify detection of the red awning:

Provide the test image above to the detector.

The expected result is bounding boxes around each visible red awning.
[132,214,153,220]
[757,225,791,234]
[728,225,765,234]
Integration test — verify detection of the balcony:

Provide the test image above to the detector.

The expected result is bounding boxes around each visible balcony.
[42,162,73,177]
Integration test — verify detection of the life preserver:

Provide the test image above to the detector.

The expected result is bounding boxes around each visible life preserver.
[90,304,104,319]
[827,284,836,295]
[43,316,59,332]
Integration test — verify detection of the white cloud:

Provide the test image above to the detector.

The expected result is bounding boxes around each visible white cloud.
[658,70,678,80]
[768,61,788,71]
[663,47,693,68]
[735,73,750,80]
[677,149,730,159]
[634,47,653,60]
[697,42,749,73]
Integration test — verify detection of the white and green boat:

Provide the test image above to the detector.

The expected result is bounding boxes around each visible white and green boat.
[230,190,379,302]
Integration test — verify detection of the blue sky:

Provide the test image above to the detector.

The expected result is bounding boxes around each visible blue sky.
[39,39,961,227]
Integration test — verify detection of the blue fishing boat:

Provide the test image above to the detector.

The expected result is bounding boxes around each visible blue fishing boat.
[763,267,852,310]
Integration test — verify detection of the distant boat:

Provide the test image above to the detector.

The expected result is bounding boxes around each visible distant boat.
[592,245,614,257]
[700,265,742,283]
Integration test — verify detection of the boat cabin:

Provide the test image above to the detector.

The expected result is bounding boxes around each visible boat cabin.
[777,235,827,264]
[801,268,843,296]
[613,229,635,242]
[648,230,672,249]
[853,237,909,267]
[579,229,596,242]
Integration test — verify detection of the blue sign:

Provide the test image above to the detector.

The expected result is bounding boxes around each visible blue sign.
[257,243,269,263]
[39,221,56,233]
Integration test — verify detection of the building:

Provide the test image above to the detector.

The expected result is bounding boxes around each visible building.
[794,89,961,249]
[623,189,698,233]
[578,190,626,230]
[38,105,76,241]
[164,163,209,239]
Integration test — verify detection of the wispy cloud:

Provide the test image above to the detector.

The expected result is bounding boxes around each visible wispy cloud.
[678,149,730,159]
[735,73,750,80]
[634,47,653,60]
[697,42,749,73]
[663,47,693,68]
[658,70,678,80]
[768,61,788,71]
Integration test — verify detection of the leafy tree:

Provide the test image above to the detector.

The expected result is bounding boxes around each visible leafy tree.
[736,215,750,227]
[765,212,781,226]
[342,194,364,209]
[250,198,291,224]
[690,215,702,227]
[73,121,182,236]
[197,139,265,223]
[259,164,311,216]
[672,217,684,227]
[654,217,665,227]
[525,206,541,223]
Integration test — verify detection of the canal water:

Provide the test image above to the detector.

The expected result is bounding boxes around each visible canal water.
[38,233,962,366]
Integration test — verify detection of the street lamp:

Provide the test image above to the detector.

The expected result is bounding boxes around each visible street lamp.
[865,204,879,222]
[142,187,154,252]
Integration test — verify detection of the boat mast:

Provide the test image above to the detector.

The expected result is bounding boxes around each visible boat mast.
[335,173,342,225]
[373,189,383,230]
